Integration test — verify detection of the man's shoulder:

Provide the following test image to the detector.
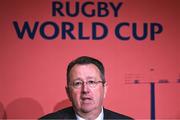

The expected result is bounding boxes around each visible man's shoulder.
[104,108,133,119]
[39,106,76,119]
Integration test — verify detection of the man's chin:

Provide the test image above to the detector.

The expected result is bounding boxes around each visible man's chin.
[80,106,94,113]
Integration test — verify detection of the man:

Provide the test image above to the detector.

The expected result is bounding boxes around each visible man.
[40,56,132,119]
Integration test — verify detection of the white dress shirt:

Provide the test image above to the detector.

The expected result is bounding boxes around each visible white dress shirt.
[76,108,104,120]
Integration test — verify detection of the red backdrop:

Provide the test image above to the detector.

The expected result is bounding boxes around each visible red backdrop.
[0,0,180,119]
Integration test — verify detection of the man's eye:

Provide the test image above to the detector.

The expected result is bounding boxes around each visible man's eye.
[88,80,96,85]
[74,82,82,86]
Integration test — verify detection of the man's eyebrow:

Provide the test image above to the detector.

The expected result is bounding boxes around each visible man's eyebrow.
[72,76,96,81]
[73,78,82,81]
[86,76,96,80]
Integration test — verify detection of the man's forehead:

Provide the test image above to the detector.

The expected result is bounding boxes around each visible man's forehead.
[69,64,101,77]
[71,63,99,71]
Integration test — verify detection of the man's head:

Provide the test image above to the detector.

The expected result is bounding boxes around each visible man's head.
[66,56,105,85]
[66,56,107,117]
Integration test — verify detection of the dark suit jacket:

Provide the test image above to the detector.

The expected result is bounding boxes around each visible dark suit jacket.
[40,106,133,119]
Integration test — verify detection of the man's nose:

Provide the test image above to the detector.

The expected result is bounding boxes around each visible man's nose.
[81,82,90,93]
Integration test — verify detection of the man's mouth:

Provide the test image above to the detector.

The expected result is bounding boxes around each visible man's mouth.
[81,97,93,103]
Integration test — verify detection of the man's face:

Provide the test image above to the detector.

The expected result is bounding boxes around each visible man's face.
[66,64,107,114]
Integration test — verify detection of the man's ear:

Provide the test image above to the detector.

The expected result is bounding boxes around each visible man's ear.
[103,82,108,98]
[65,86,72,101]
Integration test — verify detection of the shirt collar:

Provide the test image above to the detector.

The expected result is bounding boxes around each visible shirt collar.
[76,108,104,120]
